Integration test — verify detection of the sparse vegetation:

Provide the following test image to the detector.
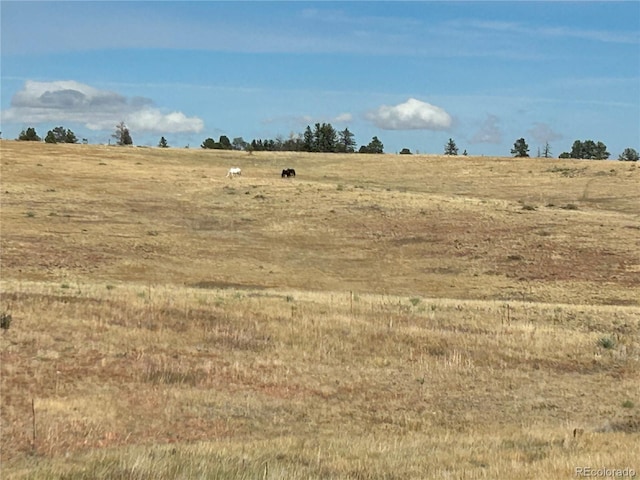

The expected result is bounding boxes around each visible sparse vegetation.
[0,312,12,331]
[1,140,639,479]
[598,336,616,349]
[560,203,579,210]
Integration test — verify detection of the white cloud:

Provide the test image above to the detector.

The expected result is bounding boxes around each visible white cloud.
[365,98,452,131]
[262,112,353,128]
[528,122,563,144]
[470,114,502,144]
[334,113,353,123]
[1,80,204,134]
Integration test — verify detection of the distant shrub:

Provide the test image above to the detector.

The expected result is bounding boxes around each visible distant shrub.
[0,312,12,331]
[622,400,635,409]
[409,297,421,307]
[598,336,615,349]
[561,204,579,210]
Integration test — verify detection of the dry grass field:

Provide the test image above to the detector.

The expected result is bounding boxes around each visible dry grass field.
[1,140,639,479]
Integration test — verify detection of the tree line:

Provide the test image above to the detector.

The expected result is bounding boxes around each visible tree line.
[444,137,639,161]
[13,123,639,161]
[201,123,384,154]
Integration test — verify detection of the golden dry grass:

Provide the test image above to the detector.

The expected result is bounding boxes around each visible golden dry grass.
[1,140,639,478]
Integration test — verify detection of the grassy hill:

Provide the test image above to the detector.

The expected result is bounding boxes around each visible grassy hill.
[1,140,639,478]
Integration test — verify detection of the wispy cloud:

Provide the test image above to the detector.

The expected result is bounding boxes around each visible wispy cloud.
[262,112,353,128]
[365,98,452,131]
[1,80,204,134]
[447,18,639,44]
[470,114,502,144]
[528,123,563,144]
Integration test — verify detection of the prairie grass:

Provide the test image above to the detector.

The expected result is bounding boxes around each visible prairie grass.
[1,141,639,478]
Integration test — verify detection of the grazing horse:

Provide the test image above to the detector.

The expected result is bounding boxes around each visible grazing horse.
[226,167,242,178]
[281,168,296,178]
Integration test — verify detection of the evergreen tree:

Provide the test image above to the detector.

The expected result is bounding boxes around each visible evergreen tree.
[44,131,57,143]
[569,140,610,159]
[337,128,356,153]
[44,126,78,144]
[313,123,323,152]
[361,136,384,154]
[444,138,458,155]
[218,135,232,150]
[112,122,133,146]
[618,148,639,161]
[511,138,530,157]
[158,136,169,148]
[302,126,314,152]
[232,137,249,151]
[65,129,78,144]
[201,137,217,149]
[318,123,337,152]
[17,127,41,141]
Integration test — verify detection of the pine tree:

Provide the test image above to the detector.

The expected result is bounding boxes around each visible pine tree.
[113,122,133,146]
[444,138,458,155]
[511,138,529,158]
[302,126,315,152]
[17,127,41,141]
[338,128,356,153]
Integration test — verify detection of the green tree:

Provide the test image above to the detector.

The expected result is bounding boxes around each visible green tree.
[218,135,232,150]
[45,131,57,143]
[44,126,78,144]
[319,123,337,152]
[302,126,315,152]
[158,136,169,148]
[569,139,610,160]
[17,127,41,141]
[399,148,412,155]
[201,137,217,149]
[282,132,303,151]
[65,129,78,144]
[360,136,384,154]
[511,138,530,158]
[619,148,639,161]
[337,127,356,153]
[112,121,132,146]
[232,137,249,151]
[593,141,609,160]
[444,138,458,155]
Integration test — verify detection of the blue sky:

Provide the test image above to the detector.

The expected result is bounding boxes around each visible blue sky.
[1,1,639,156]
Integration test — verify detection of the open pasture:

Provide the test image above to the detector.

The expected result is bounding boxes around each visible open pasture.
[1,141,639,478]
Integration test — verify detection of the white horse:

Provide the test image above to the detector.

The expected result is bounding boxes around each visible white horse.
[226,167,242,178]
